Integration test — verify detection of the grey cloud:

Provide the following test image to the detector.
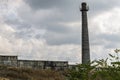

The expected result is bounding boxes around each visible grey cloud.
[25,0,120,18]
[98,34,120,49]
[98,34,120,42]
[105,43,120,49]
[5,0,120,46]
[23,0,80,23]
[15,0,81,46]
[80,0,120,17]
[22,0,120,28]
[25,0,72,9]
[44,28,80,45]
[90,33,120,49]
[44,24,71,33]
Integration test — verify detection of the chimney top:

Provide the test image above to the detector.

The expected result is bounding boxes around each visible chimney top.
[80,2,89,11]
[82,2,87,6]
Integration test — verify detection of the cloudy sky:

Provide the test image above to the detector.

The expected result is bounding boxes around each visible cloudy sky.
[0,0,120,64]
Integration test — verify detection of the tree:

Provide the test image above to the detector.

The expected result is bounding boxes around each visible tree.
[67,49,120,80]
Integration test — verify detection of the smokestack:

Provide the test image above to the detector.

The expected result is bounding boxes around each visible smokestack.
[80,2,90,64]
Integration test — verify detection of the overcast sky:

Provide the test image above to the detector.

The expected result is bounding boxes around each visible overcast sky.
[0,0,120,64]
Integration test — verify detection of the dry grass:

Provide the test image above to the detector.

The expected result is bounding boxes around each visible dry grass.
[0,65,66,80]
[0,77,9,80]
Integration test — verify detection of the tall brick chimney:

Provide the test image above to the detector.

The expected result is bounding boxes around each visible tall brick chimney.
[80,2,90,64]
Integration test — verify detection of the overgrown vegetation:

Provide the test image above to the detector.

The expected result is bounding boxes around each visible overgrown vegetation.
[0,66,65,80]
[67,49,120,80]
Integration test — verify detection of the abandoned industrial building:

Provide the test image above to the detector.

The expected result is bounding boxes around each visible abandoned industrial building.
[0,55,68,70]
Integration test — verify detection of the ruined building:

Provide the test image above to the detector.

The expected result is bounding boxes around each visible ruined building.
[0,55,68,70]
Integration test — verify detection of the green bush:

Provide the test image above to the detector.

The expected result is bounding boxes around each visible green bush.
[67,49,120,80]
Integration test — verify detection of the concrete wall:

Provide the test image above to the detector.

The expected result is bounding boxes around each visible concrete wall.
[18,60,44,69]
[0,55,68,70]
[0,55,17,67]
[44,61,68,70]
[18,60,68,70]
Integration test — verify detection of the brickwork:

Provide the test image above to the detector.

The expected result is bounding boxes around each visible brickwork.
[81,2,90,64]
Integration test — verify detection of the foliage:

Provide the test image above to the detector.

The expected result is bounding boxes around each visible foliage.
[68,63,95,80]
[67,49,120,80]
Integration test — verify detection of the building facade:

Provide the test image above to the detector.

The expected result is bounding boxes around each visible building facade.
[0,55,17,67]
[0,55,68,70]
[18,60,68,70]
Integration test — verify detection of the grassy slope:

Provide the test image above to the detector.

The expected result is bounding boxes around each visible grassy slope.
[0,65,66,80]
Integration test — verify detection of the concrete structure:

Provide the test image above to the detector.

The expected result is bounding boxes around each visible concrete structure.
[18,60,68,70]
[44,61,68,70]
[0,55,17,67]
[0,55,68,70]
[80,2,90,64]
[17,60,44,69]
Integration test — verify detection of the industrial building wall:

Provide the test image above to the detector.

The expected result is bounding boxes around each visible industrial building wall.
[0,55,68,70]
[17,60,44,69]
[18,60,68,70]
[0,56,18,67]
[44,61,68,70]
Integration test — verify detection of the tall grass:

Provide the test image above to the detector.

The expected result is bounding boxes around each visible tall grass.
[0,66,66,80]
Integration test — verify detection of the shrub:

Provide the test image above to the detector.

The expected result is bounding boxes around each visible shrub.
[67,49,120,80]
